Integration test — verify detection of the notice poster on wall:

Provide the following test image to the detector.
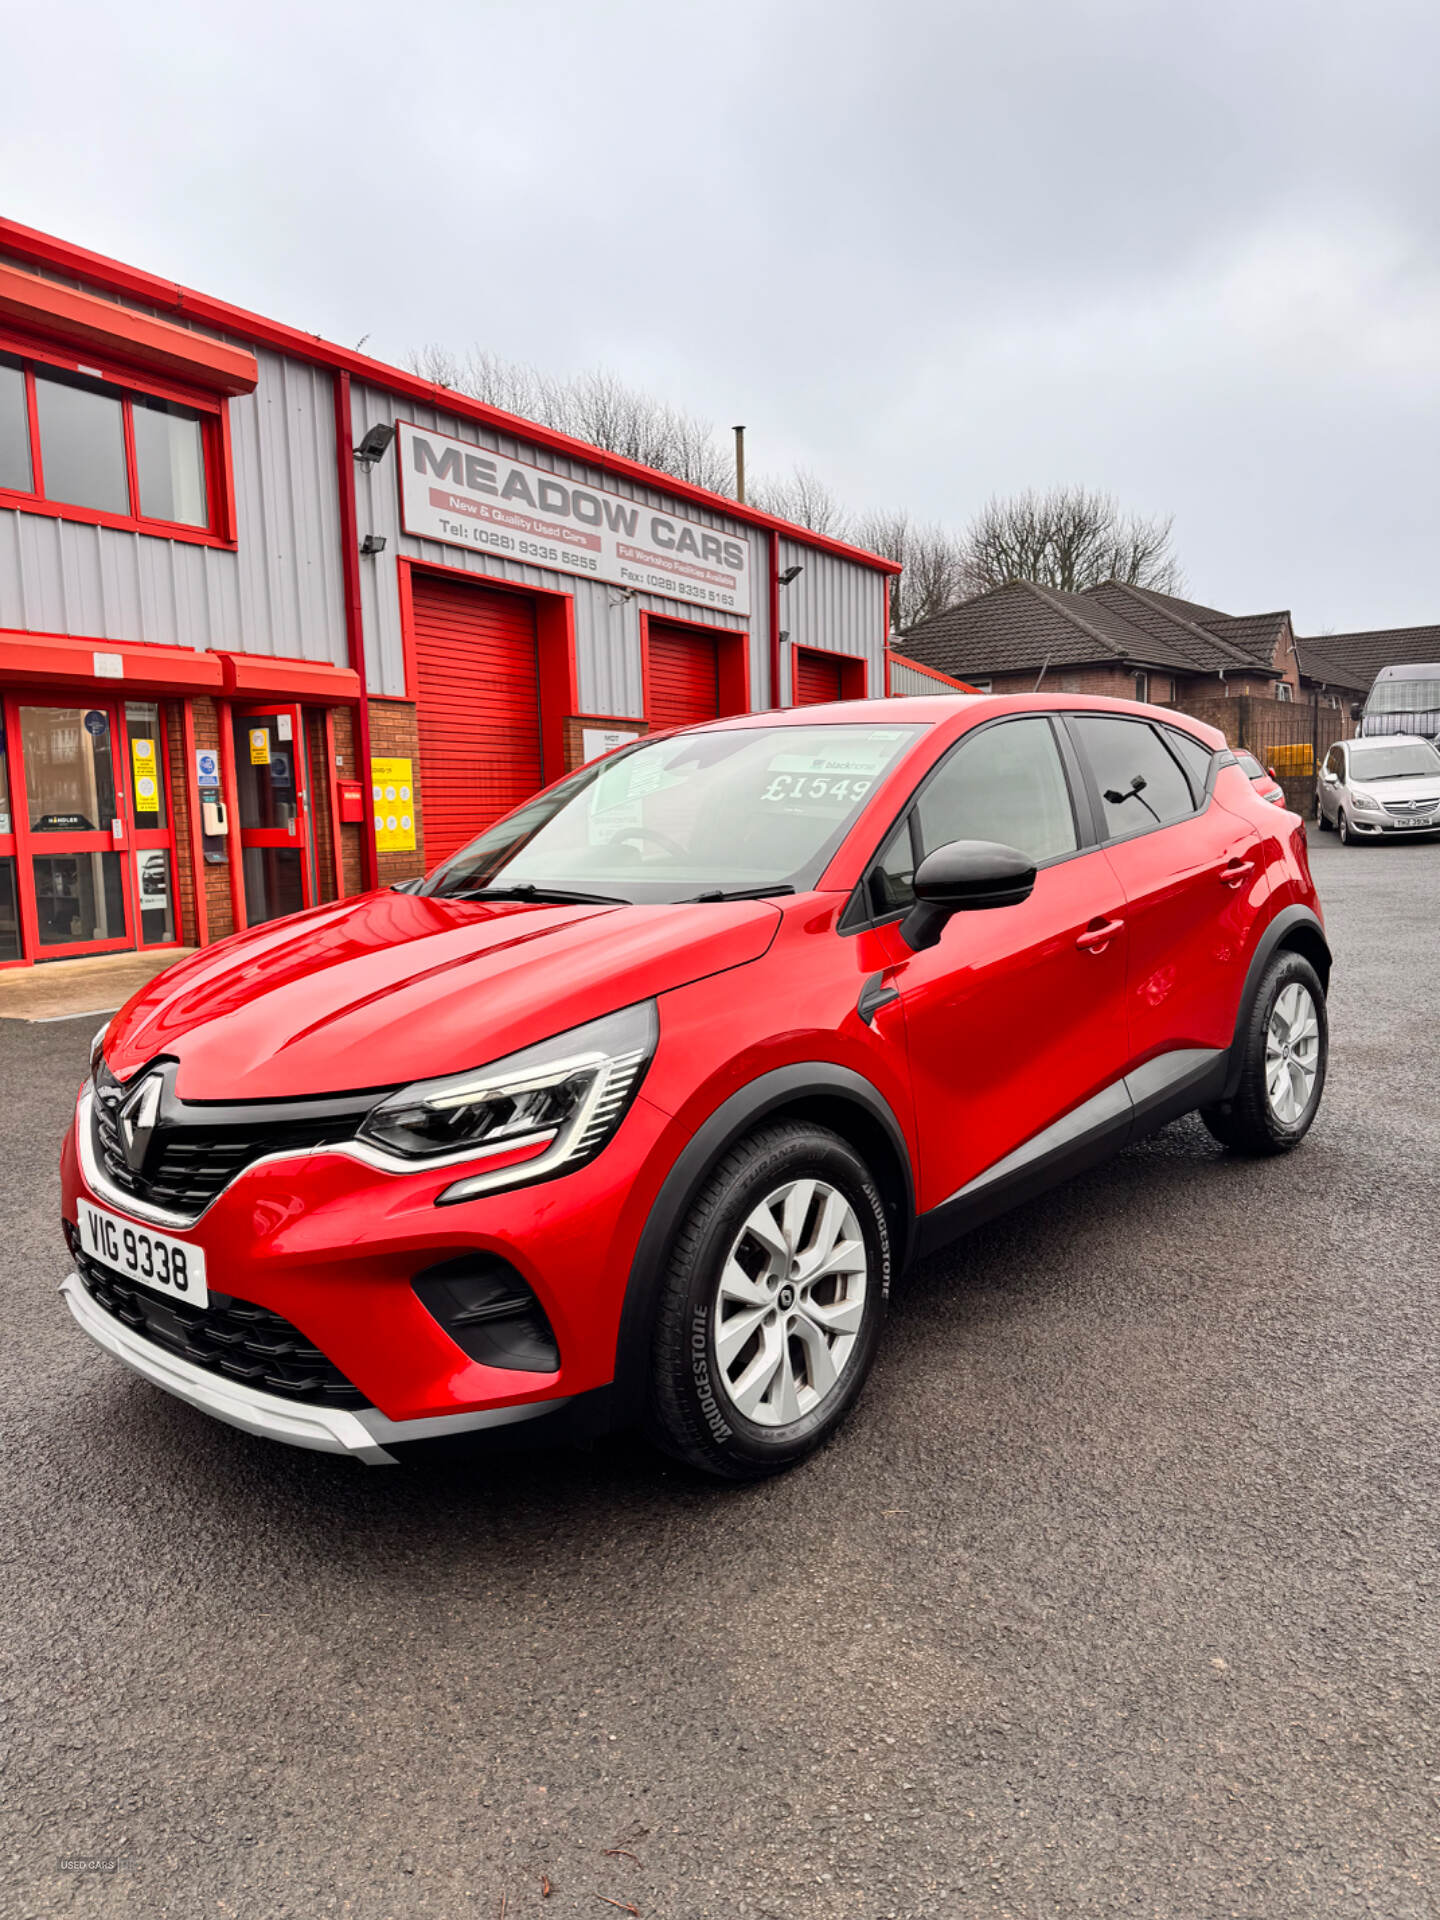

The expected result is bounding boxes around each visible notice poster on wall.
[249,729,270,766]
[131,736,159,814]
[371,757,416,852]
[581,726,643,764]
[398,422,753,617]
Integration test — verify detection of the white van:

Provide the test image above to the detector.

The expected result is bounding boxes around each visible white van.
[1356,662,1440,740]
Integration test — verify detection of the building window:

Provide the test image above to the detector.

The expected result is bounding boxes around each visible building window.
[0,347,218,534]
[969,678,992,694]
[1276,683,1292,703]
[1133,671,1150,702]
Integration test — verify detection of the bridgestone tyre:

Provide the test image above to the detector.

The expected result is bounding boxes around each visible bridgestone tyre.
[646,1122,891,1480]
[1201,951,1328,1156]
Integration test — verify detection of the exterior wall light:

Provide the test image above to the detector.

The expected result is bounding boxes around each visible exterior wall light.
[355,424,396,470]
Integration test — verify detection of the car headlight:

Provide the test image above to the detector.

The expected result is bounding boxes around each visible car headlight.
[357,1001,658,1203]
[1350,787,1379,809]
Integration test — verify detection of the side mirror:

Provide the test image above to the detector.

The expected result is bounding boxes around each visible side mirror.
[900,839,1037,952]
[1350,701,1363,722]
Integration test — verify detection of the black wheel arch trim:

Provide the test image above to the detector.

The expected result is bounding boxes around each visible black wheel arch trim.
[609,1063,915,1420]
[1220,904,1331,1102]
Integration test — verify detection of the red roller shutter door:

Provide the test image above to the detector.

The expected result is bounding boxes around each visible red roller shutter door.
[647,625,721,729]
[411,575,543,864]
[794,650,844,705]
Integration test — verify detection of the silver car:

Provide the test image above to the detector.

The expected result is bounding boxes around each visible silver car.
[1316,734,1440,845]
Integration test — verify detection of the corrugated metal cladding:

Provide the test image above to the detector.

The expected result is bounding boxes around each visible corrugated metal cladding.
[890,656,968,698]
[351,381,775,711]
[0,335,347,665]
[775,538,887,706]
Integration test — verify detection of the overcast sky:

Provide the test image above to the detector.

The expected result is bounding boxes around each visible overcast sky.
[7,0,1439,633]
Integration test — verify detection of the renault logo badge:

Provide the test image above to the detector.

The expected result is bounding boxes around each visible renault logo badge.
[118,1074,163,1172]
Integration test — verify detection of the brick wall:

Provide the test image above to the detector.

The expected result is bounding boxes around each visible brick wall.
[186,696,237,942]
[367,699,424,887]
[1166,692,1352,811]
[163,698,200,947]
[305,708,339,905]
[330,707,365,898]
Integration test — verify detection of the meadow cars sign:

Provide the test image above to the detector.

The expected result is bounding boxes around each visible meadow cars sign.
[397,423,752,617]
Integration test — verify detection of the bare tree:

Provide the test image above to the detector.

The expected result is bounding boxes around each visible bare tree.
[408,344,733,493]
[747,467,852,539]
[851,509,970,632]
[957,487,1182,597]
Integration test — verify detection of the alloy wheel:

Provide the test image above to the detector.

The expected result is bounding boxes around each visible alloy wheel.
[1265,981,1321,1125]
[712,1178,868,1427]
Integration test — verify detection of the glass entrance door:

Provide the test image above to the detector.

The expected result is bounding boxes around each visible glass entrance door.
[232,704,314,927]
[121,701,178,948]
[19,703,131,954]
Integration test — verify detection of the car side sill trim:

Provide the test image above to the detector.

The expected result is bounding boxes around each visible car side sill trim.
[914,1045,1226,1258]
[61,1275,568,1465]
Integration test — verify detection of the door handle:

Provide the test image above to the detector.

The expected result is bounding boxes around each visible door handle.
[1219,857,1254,887]
[1076,916,1124,952]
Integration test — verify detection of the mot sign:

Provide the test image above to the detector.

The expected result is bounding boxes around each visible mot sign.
[397,423,752,617]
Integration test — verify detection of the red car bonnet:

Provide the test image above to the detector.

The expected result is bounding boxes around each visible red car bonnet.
[103,890,784,1100]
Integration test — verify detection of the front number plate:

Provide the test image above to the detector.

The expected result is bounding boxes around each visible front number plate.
[79,1200,208,1308]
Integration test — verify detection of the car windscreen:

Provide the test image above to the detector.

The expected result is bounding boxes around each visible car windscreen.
[1347,742,1440,781]
[421,723,924,904]
[1365,675,1440,715]
[1235,751,1266,778]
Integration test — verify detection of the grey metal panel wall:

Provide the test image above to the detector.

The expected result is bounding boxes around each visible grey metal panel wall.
[775,538,887,706]
[889,657,968,697]
[229,350,346,663]
[0,345,346,664]
[351,382,774,708]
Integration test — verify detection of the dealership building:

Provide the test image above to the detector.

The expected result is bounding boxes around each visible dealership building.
[0,217,907,970]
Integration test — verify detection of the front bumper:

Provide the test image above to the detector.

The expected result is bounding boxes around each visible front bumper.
[60,1077,678,1432]
[61,1273,568,1463]
[1350,813,1440,835]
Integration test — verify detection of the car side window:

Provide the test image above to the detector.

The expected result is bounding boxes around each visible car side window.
[1165,727,1216,798]
[1072,716,1198,839]
[915,716,1078,864]
[867,819,918,917]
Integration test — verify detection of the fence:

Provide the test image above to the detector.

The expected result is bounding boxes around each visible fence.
[1166,694,1352,813]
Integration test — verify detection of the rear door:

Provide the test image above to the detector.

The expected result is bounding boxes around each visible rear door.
[1066,714,1263,1076]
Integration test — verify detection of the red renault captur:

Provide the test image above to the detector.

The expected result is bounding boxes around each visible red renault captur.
[61,694,1330,1478]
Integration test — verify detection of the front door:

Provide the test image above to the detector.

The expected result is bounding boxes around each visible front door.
[17,702,131,956]
[857,714,1130,1212]
[232,705,314,928]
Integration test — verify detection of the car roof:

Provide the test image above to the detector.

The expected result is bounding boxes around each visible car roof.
[696,691,1229,748]
[1349,732,1435,748]
[1372,663,1440,682]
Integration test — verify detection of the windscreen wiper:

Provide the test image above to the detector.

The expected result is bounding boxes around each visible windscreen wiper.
[683,884,797,902]
[446,883,629,906]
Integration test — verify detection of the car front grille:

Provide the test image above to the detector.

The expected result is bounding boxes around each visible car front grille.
[74,1247,371,1407]
[91,1062,383,1218]
[1382,799,1440,816]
